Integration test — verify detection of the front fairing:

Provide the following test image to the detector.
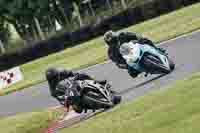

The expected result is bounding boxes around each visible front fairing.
[127,43,170,73]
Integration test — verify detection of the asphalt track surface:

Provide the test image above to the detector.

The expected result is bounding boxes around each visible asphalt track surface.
[0,31,200,117]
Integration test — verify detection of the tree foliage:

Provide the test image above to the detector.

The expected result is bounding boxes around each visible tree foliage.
[0,0,125,51]
[0,0,75,42]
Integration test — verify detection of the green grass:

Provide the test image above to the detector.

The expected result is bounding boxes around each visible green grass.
[61,72,200,133]
[1,3,200,96]
[0,109,64,133]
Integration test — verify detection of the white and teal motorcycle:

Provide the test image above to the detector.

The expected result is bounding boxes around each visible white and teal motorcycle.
[120,41,175,77]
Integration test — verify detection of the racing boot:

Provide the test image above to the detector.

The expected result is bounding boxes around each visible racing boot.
[128,67,140,78]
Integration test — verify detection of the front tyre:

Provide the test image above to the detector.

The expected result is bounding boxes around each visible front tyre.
[82,95,113,109]
[168,58,175,71]
[112,95,121,105]
[142,55,171,74]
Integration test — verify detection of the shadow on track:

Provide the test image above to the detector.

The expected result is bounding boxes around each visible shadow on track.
[119,74,166,95]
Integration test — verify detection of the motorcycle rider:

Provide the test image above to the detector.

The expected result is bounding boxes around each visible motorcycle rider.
[45,67,107,107]
[103,30,166,78]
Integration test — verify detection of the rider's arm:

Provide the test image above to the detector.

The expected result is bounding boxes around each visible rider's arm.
[74,73,94,80]
[60,69,93,81]
[138,37,155,46]
[60,70,76,79]
[124,32,156,48]
[121,31,155,45]
[119,32,142,42]
[75,73,108,86]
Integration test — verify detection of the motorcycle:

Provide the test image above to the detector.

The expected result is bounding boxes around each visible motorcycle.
[122,41,175,77]
[62,79,121,113]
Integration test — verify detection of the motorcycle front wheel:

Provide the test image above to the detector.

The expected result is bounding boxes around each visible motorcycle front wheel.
[142,55,171,74]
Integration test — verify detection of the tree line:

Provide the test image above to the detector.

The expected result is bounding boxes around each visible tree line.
[1,0,191,53]
[0,0,129,53]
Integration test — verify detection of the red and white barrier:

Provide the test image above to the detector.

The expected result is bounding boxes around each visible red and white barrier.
[0,67,24,90]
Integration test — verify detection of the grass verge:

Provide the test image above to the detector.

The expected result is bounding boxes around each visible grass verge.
[1,3,200,96]
[61,72,200,133]
[0,109,64,133]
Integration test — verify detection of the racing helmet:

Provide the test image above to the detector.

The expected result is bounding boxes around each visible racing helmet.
[45,67,62,81]
[103,30,118,45]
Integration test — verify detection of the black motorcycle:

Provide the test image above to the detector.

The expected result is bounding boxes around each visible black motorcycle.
[62,79,121,113]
